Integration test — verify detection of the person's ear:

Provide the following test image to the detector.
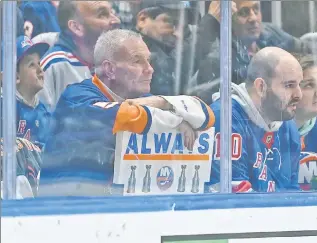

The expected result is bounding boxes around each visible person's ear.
[101,60,116,80]
[68,20,85,38]
[254,78,267,98]
[136,11,151,31]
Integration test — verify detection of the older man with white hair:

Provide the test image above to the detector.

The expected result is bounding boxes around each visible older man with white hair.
[39,29,215,197]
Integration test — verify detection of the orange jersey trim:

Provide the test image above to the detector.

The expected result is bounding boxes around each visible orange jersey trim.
[300,155,317,164]
[194,96,215,130]
[91,75,149,134]
[92,75,115,102]
[123,154,210,161]
[113,101,149,134]
[301,136,306,150]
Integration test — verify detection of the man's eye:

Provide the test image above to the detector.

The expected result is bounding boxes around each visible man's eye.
[300,81,316,89]
[238,8,250,17]
[98,11,109,18]
[285,83,295,88]
[305,83,315,88]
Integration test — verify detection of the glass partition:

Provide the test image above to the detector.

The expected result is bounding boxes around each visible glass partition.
[1,0,317,201]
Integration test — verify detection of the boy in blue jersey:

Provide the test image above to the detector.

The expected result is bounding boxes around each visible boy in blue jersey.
[294,54,317,190]
[209,46,303,192]
[1,36,51,149]
[39,29,214,197]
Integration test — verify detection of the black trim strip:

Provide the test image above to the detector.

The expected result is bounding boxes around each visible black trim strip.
[162,230,317,242]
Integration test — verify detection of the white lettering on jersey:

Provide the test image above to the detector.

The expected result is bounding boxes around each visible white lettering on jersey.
[93,102,119,109]
[258,164,267,181]
[253,152,263,168]
[299,161,317,184]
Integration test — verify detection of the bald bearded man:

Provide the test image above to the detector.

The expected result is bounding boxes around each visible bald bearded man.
[39,1,121,111]
[208,47,303,193]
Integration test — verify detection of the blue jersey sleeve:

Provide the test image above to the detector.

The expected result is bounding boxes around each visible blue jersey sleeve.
[54,89,152,136]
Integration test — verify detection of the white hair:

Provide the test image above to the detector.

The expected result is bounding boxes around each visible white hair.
[94,29,142,76]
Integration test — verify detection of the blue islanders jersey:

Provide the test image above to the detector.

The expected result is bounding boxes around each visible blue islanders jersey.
[40,75,152,189]
[209,99,301,192]
[299,119,317,190]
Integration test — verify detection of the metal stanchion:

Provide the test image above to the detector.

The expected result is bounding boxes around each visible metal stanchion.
[2,1,17,200]
[220,0,232,193]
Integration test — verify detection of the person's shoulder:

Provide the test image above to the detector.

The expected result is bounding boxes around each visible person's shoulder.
[61,78,96,97]
[261,22,294,46]
[40,44,81,71]
[210,98,248,129]
[57,78,108,106]
[262,22,285,35]
[37,100,52,114]
[211,98,247,118]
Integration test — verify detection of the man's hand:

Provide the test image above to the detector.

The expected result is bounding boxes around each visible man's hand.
[177,120,197,151]
[208,1,237,23]
[126,96,173,110]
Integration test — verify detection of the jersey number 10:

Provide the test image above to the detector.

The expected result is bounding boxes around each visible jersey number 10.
[214,133,242,160]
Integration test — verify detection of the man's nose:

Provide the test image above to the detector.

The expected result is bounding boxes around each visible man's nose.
[37,64,44,75]
[110,13,121,26]
[247,9,258,22]
[144,61,154,76]
[294,85,303,101]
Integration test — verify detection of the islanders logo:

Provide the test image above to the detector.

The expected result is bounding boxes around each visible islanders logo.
[156,166,174,191]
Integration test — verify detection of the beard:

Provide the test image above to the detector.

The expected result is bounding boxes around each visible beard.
[82,25,102,47]
[261,89,298,121]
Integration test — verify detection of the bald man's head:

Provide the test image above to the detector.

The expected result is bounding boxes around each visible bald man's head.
[57,1,120,38]
[246,47,303,122]
[246,47,301,87]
